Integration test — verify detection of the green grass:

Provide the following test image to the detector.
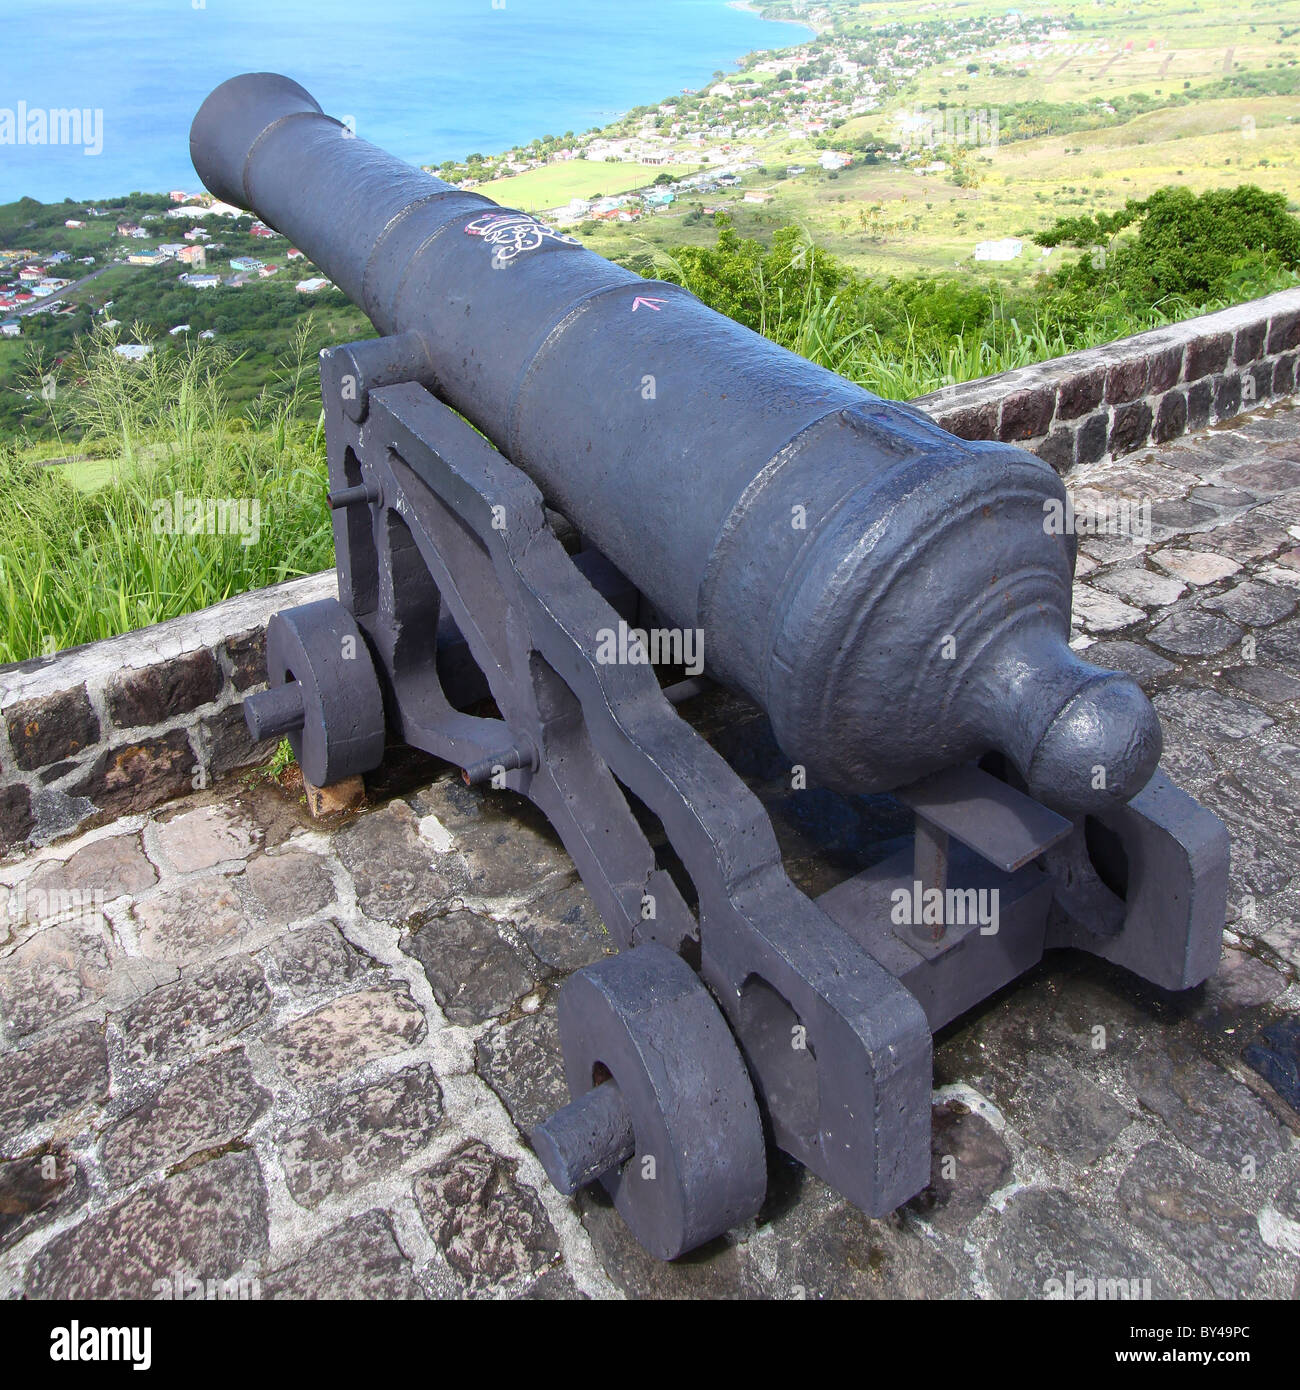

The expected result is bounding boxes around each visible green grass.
[3,209,1295,662]
[0,325,334,663]
[790,272,1299,400]
[4,0,1299,658]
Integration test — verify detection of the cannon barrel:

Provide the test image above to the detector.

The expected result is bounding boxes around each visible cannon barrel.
[191,73,1161,815]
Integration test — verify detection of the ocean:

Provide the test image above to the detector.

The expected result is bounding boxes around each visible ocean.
[0,0,811,204]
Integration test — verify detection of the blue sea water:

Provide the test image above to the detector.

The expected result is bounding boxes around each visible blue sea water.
[0,0,811,204]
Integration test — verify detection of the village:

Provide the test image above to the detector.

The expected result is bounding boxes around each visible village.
[0,190,333,352]
[430,8,1063,228]
[0,8,1085,353]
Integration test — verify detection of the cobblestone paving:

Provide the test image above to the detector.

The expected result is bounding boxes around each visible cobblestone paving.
[2,407,1299,1301]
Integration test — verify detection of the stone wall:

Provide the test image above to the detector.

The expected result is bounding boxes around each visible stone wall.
[0,574,333,853]
[2,289,1298,855]
[913,288,1300,472]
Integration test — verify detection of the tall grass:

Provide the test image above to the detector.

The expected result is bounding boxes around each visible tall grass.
[764,265,1299,400]
[0,325,333,664]
[2,256,1295,663]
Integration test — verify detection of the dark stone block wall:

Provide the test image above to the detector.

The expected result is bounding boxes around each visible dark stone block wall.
[0,575,332,853]
[913,289,1300,472]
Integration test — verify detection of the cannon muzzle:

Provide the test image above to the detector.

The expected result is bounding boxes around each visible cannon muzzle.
[192,72,1161,815]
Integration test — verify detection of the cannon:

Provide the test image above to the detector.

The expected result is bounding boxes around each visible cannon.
[193,74,1229,1261]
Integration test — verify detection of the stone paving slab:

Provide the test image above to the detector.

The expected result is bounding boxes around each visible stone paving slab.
[2,407,1300,1300]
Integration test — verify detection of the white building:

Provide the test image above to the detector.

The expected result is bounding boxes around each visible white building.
[113,344,153,361]
[974,237,1024,262]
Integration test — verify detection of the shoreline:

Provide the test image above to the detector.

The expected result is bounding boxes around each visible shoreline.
[726,0,827,38]
[7,2,820,206]
[413,1,818,180]
[408,1,816,184]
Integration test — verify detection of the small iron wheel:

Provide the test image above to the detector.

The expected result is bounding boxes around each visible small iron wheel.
[531,944,767,1260]
[242,598,386,787]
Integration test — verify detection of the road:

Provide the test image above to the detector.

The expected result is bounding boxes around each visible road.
[5,264,115,319]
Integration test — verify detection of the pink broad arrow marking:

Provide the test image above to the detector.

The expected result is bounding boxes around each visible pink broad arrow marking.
[631,296,668,312]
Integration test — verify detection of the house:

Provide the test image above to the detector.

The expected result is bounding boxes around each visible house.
[257,264,278,278]
[64,219,85,229]
[818,151,852,171]
[128,249,166,266]
[183,227,210,241]
[1,322,20,338]
[199,329,216,340]
[286,248,304,260]
[785,165,807,176]
[295,277,330,293]
[229,257,262,272]
[168,190,192,203]
[113,344,153,362]
[743,191,773,204]
[116,222,139,236]
[183,274,221,289]
[249,222,278,239]
[179,245,207,266]
[974,237,1023,262]
[157,244,186,260]
[169,324,190,336]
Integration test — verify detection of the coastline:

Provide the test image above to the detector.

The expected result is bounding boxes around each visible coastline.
[413,1,818,183]
[726,0,826,38]
[4,1,820,205]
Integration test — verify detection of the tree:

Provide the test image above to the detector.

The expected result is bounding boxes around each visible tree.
[1033,184,1300,303]
[653,218,848,341]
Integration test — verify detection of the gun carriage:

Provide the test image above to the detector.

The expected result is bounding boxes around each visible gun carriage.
[192,74,1229,1261]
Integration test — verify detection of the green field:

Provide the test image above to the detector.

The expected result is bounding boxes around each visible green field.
[580,0,1300,279]
[470,160,699,212]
